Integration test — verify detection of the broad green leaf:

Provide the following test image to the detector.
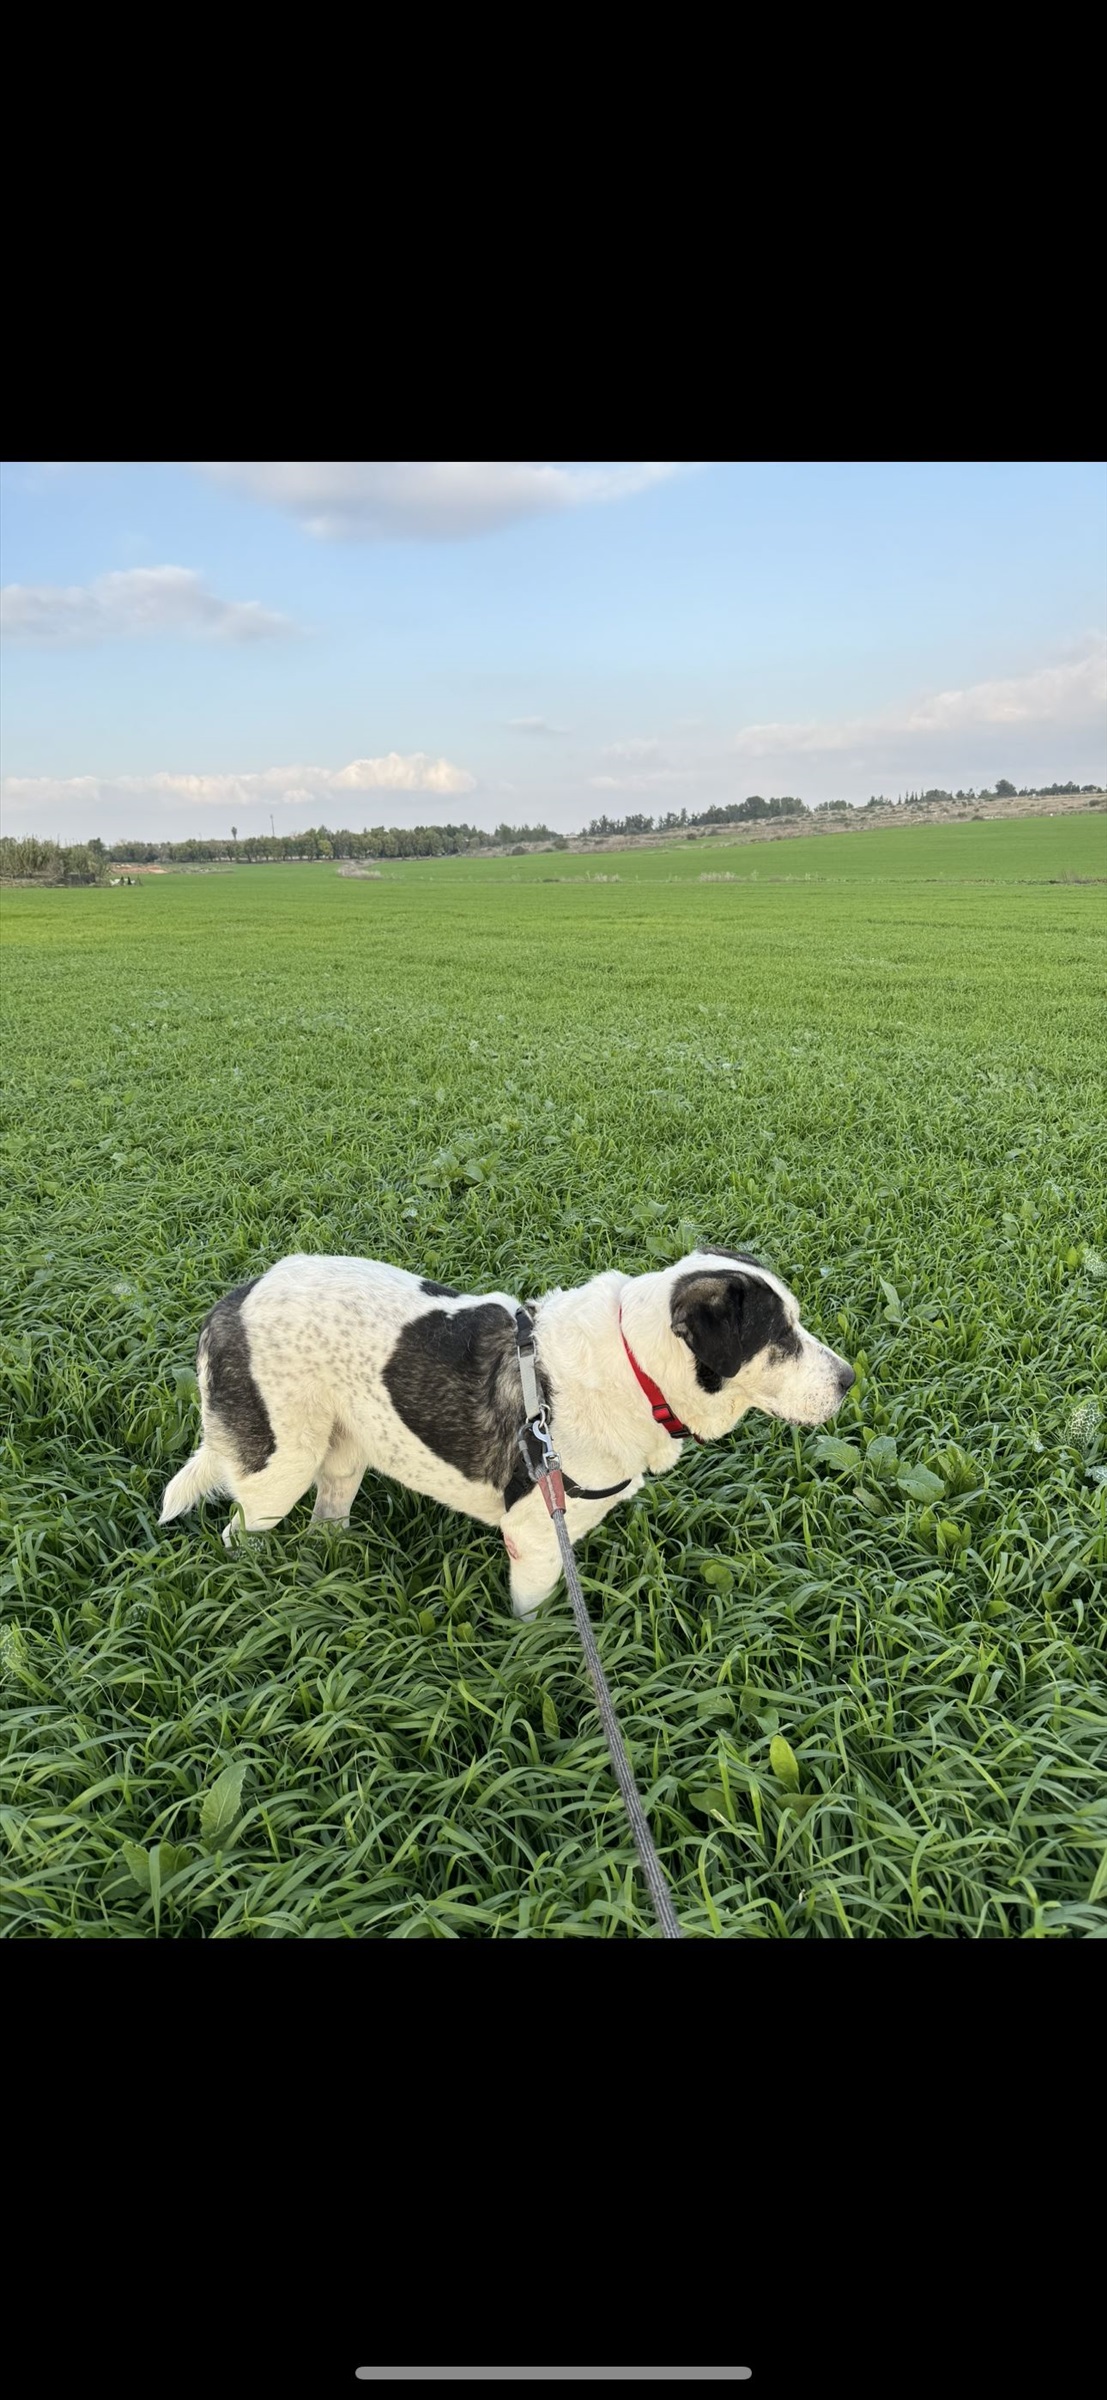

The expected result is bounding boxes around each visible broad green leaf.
[879,1278,903,1318]
[865,1434,898,1477]
[897,1465,946,1503]
[854,1486,886,1516]
[702,1560,734,1592]
[118,1844,193,1920]
[770,1736,801,1790]
[687,1784,734,1825]
[158,1842,191,1882]
[813,1437,863,1474]
[418,1609,437,1634]
[541,1693,559,1740]
[200,1760,247,1850]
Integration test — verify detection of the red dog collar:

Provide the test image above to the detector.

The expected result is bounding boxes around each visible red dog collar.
[619,1307,702,1441]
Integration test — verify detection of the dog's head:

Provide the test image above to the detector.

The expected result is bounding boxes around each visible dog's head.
[624,1245,854,1437]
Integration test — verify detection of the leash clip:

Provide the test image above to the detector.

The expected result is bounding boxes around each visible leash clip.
[516,1415,566,1517]
[516,1411,560,1475]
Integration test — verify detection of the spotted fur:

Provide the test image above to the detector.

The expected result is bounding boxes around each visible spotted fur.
[159,1247,854,1617]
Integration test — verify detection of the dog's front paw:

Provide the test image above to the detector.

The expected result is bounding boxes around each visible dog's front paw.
[510,1573,561,1620]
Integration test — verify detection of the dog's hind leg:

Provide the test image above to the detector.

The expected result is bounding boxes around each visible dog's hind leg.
[221,1438,325,1547]
[310,1420,365,1526]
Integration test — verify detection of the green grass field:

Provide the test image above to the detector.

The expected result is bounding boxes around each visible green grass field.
[3,814,1105,1936]
[360,808,1107,882]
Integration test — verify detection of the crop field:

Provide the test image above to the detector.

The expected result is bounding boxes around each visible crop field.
[2,812,1105,1936]
[362,809,1107,885]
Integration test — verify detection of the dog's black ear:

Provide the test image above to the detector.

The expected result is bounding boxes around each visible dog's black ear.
[670,1271,751,1391]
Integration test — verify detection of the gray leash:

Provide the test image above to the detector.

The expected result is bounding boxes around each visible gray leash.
[514,1310,684,1939]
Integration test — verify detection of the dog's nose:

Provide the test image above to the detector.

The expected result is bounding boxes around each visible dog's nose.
[837,1362,855,1393]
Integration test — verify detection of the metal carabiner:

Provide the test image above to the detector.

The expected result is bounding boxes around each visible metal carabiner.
[517,1412,561,1479]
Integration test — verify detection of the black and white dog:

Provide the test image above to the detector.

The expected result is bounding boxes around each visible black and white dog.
[160,1247,854,1616]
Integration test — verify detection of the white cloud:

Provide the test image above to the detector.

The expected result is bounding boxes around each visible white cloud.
[733,642,1107,758]
[2,751,477,815]
[192,460,682,541]
[0,566,291,646]
[330,753,475,794]
[591,737,690,788]
[903,649,1106,732]
[600,737,664,762]
[589,769,696,792]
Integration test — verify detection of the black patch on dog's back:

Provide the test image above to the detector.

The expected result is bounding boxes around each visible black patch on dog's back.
[198,1278,275,1476]
[420,1279,460,1298]
[383,1303,550,1493]
[671,1270,800,1393]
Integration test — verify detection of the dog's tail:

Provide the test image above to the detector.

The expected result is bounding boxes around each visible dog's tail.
[159,1445,224,1523]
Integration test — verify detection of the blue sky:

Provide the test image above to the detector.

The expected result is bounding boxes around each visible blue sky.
[2,461,1104,840]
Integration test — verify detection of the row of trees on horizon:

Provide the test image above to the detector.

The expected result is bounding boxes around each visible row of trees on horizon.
[1,783,1101,884]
